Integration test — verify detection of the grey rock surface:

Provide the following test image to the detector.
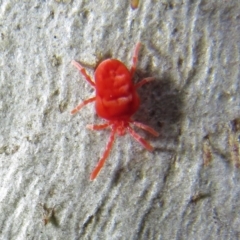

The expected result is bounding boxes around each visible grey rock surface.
[0,0,240,239]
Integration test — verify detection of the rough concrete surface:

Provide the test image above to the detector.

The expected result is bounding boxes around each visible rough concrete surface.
[0,0,240,239]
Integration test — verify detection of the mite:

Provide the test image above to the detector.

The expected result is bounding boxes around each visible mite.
[71,42,159,180]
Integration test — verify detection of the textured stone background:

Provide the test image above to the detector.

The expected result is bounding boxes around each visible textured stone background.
[0,0,240,239]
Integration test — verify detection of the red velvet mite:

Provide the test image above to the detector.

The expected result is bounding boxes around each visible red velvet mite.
[71,42,159,180]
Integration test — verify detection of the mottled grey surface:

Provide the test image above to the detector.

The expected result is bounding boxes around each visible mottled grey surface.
[0,0,240,239]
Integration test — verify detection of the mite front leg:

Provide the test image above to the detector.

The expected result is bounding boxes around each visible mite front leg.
[71,97,96,115]
[130,42,141,77]
[72,60,95,87]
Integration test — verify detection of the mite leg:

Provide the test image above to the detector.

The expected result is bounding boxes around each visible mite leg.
[87,122,111,130]
[71,97,96,115]
[72,60,95,87]
[90,127,117,180]
[132,121,159,137]
[135,77,154,89]
[130,42,141,77]
[127,126,154,152]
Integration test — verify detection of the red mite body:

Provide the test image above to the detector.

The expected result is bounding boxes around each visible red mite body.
[95,59,140,120]
[71,43,159,180]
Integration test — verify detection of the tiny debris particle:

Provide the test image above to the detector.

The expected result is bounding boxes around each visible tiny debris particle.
[39,203,59,226]
[190,192,210,204]
[228,119,240,168]
[202,135,213,167]
[51,55,62,67]
[131,0,140,9]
